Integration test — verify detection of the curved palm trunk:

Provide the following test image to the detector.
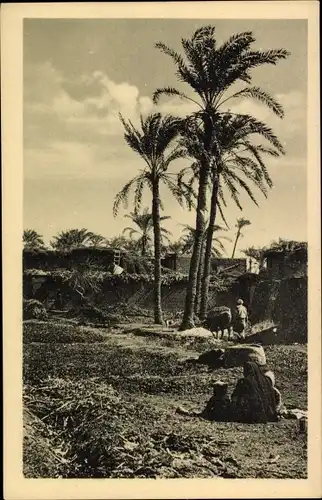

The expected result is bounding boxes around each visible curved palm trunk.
[231,230,241,258]
[179,165,209,330]
[199,179,219,320]
[152,181,164,325]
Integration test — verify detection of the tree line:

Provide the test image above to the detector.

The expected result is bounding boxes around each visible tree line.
[23,214,252,259]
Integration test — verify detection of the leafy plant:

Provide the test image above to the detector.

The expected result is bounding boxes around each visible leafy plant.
[23,299,48,321]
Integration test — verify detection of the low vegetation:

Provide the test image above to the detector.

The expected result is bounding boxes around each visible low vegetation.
[24,320,307,479]
[23,299,48,321]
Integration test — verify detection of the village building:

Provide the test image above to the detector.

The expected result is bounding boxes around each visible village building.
[263,244,307,279]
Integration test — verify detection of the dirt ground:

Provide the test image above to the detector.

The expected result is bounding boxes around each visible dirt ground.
[23,321,307,478]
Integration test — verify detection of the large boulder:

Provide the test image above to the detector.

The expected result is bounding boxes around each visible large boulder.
[223,344,266,368]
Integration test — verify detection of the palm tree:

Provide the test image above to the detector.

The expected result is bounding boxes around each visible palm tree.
[163,239,185,255]
[122,208,172,256]
[87,233,107,247]
[108,234,137,252]
[242,246,265,272]
[154,25,289,329]
[231,217,251,258]
[50,228,95,251]
[23,229,45,250]
[198,112,284,318]
[113,112,189,324]
[176,115,285,320]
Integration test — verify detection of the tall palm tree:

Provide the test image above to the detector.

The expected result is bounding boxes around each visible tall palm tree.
[154,25,289,329]
[50,228,95,251]
[113,112,189,324]
[198,112,284,318]
[23,229,45,250]
[231,217,251,258]
[177,113,285,318]
[122,208,172,256]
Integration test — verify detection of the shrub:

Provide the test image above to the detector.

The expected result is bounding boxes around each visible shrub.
[23,299,48,321]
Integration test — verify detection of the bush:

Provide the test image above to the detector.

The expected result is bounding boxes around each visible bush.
[23,321,108,344]
[23,299,48,321]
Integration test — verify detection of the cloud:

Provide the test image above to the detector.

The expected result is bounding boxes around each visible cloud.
[24,61,157,180]
[24,61,156,143]
[24,61,307,186]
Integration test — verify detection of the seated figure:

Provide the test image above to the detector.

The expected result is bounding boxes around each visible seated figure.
[230,361,279,423]
[176,381,231,422]
[176,362,284,425]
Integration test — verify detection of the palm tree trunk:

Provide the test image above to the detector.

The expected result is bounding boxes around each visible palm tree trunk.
[194,240,205,316]
[152,181,164,325]
[199,179,219,320]
[179,165,209,330]
[231,230,240,258]
[141,235,146,257]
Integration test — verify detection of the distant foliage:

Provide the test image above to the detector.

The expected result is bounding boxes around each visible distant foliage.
[23,230,45,251]
[23,299,48,321]
[50,229,97,251]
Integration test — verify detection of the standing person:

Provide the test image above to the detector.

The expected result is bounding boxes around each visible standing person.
[234,299,248,339]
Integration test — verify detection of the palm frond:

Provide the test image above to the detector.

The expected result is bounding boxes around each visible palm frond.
[192,25,216,42]
[134,175,146,214]
[226,169,261,206]
[113,176,141,217]
[220,86,284,118]
[161,147,187,172]
[232,114,285,153]
[122,227,140,238]
[155,41,188,70]
[216,198,230,229]
[221,172,242,210]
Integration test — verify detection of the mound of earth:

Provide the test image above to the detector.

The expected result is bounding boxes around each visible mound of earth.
[179,327,214,338]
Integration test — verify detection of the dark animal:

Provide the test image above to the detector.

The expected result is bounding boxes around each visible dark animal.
[204,306,232,338]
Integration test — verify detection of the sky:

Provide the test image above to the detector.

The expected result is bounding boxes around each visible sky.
[23,19,308,257]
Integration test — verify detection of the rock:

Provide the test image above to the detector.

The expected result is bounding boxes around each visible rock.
[223,344,266,368]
